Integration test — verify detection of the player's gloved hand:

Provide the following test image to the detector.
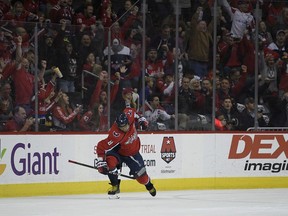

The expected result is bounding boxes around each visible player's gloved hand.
[138,116,148,130]
[108,168,119,176]
[95,158,108,175]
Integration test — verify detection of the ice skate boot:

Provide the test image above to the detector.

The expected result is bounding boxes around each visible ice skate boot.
[145,182,156,197]
[108,180,121,199]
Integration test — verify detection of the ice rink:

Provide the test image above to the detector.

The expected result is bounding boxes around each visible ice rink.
[1,189,288,216]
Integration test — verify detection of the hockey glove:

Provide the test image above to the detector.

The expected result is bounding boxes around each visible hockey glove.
[95,158,108,175]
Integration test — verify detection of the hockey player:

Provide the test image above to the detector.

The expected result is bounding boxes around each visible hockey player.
[95,107,156,198]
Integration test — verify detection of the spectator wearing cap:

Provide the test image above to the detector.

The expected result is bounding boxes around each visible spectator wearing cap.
[267,29,288,59]
[103,38,132,88]
[121,87,138,109]
[219,0,254,40]
[238,97,268,130]
[259,49,280,86]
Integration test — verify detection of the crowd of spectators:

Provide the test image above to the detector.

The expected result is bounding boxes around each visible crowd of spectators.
[0,0,288,132]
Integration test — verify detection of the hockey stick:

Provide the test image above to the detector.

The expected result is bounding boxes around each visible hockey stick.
[68,159,135,179]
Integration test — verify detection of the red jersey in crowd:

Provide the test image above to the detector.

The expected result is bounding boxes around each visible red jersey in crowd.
[75,11,96,27]
[2,63,34,106]
[5,119,23,131]
[79,110,108,132]
[49,3,74,24]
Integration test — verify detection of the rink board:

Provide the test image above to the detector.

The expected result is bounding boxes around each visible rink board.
[0,133,287,197]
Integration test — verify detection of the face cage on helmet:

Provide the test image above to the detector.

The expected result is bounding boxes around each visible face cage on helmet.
[116,114,128,127]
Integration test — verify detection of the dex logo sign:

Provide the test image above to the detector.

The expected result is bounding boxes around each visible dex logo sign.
[229,135,288,159]
[228,135,288,173]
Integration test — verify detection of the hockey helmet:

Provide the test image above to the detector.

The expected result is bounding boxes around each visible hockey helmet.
[116,113,128,127]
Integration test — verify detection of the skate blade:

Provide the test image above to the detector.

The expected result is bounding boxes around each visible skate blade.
[108,194,120,199]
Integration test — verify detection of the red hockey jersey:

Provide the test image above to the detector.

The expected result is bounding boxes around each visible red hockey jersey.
[96,108,141,158]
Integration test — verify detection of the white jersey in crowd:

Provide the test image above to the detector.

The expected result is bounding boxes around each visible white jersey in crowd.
[220,0,254,39]
[144,109,172,123]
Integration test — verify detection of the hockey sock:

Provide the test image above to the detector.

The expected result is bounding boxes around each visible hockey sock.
[136,173,149,185]
[106,155,118,170]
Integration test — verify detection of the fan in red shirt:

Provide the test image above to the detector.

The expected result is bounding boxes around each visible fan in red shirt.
[5,106,34,132]
[79,103,108,132]
[2,1,38,25]
[95,107,156,198]
[74,3,96,28]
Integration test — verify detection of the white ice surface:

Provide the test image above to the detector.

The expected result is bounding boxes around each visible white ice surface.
[1,189,288,216]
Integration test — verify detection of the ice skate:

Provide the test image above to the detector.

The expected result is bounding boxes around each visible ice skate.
[145,182,156,197]
[108,180,120,199]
